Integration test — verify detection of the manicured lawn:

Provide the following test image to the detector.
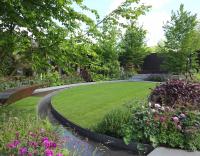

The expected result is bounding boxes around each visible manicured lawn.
[0,96,41,119]
[52,82,156,128]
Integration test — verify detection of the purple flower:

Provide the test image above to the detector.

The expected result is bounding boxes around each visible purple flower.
[19,147,28,156]
[29,141,38,148]
[45,149,53,156]
[7,143,15,149]
[56,153,63,156]
[42,137,49,142]
[7,140,20,149]
[50,141,57,148]
[43,140,51,149]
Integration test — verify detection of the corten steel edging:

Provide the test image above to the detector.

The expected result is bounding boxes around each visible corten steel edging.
[0,84,43,105]
[46,81,154,155]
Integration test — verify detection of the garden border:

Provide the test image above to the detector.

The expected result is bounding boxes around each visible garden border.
[39,81,154,155]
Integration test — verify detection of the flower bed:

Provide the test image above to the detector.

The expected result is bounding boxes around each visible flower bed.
[0,111,69,156]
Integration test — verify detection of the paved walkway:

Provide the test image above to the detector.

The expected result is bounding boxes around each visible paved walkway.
[33,80,134,94]
[148,147,200,156]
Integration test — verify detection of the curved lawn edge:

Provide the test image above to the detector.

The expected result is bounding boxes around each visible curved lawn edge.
[38,81,155,154]
[50,102,154,154]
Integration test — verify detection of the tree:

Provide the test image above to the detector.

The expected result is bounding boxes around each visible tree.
[119,23,147,74]
[0,0,150,80]
[0,0,98,75]
[162,4,198,74]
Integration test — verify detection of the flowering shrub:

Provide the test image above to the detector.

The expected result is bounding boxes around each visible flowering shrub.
[123,103,200,151]
[150,79,200,110]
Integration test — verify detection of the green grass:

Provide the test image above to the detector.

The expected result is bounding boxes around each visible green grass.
[0,96,41,119]
[52,82,156,128]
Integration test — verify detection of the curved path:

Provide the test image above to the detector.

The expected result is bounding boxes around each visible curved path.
[37,81,154,156]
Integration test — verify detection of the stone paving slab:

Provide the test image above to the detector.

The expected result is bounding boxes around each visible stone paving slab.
[148,147,200,156]
[33,80,132,94]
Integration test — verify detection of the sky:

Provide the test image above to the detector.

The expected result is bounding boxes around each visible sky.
[82,0,200,47]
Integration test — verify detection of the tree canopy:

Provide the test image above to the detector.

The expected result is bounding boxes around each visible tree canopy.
[0,0,151,80]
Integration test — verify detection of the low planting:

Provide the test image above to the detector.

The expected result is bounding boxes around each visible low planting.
[0,97,69,155]
[0,113,68,156]
[95,80,200,151]
[93,107,132,138]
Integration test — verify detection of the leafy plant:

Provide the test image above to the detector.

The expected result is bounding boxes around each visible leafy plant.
[150,79,200,110]
[93,108,131,138]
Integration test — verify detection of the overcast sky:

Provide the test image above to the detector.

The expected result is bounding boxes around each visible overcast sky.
[82,0,200,47]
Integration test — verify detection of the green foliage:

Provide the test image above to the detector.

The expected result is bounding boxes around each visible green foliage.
[0,0,150,81]
[93,108,131,138]
[162,4,199,74]
[193,73,200,82]
[119,23,148,73]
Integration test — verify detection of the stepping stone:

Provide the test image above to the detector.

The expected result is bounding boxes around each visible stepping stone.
[148,147,200,156]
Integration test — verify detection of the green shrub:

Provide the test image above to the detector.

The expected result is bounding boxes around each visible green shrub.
[93,108,131,138]
[193,73,200,82]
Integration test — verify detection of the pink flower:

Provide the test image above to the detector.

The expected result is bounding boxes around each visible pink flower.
[45,149,53,156]
[43,140,51,149]
[172,116,179,123]
[56,153,63,156]
[50,141,57,148]
[42,137,49,142]
[160,116,166,122]
[19,147,28,155]
[28,153,33,156]
[29,141,38,148]
[7,140,20,149]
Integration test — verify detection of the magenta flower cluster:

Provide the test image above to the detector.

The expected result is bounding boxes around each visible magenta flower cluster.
[6,129,66,156]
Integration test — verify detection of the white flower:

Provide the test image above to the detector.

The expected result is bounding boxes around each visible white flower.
[155,103,161,108]
[160,106,165,111]
[151,109,156,113]
[148,102,152,107]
